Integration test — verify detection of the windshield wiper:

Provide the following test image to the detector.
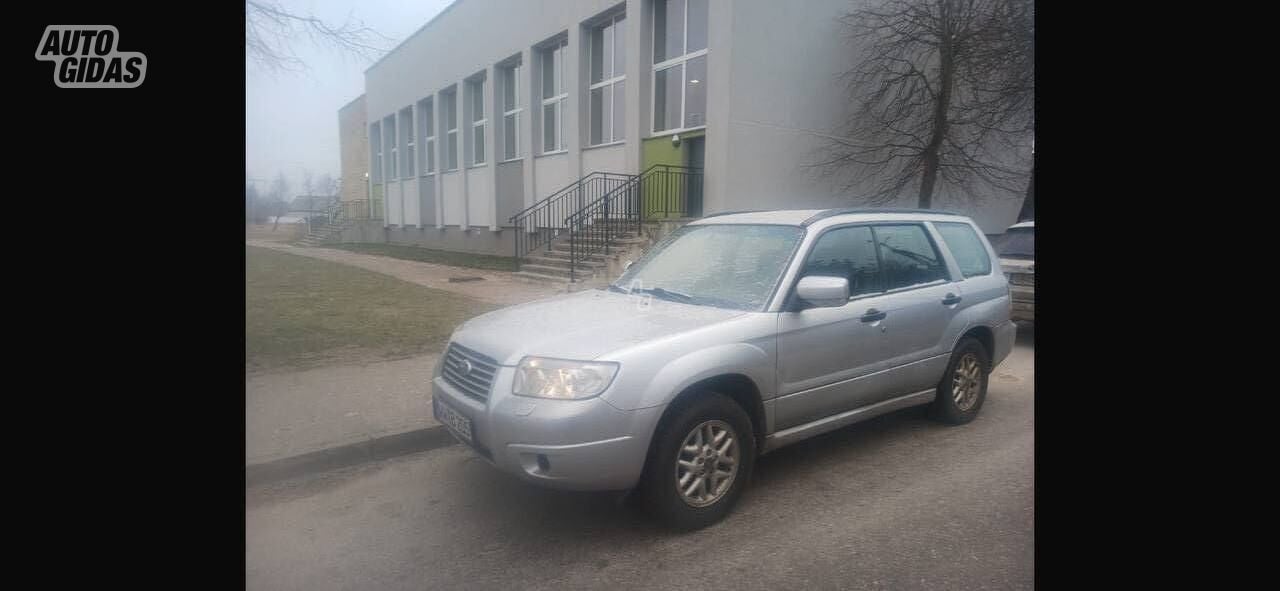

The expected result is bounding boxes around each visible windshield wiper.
[632,286,697,304]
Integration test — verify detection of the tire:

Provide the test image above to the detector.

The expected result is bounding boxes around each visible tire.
[638,392,756,531]
[931,337,991,425]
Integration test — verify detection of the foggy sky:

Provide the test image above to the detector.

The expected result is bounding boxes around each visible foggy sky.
[246,0,454,196]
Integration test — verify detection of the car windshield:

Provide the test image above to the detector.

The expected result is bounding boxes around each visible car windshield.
[996,227,1034,259]
[610,224,804,311]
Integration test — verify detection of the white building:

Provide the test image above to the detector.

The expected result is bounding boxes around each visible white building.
[363,0,1028,258]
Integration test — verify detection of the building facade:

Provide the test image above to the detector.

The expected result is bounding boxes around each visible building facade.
[364,0,1029,256]
[338,94,370,205]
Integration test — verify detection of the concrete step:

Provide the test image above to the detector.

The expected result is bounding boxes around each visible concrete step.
[528,250,607,263]
[524,255,606,269]
[511,271,573,284]
[517,264,581,278]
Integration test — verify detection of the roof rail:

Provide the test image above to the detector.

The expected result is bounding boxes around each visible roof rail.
[701,209,769,219]
[799,207,965,227]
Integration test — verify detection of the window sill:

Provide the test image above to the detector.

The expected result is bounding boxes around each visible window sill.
[467,163,489,169]
[649,125,706,139]
[537,150,568,158]
[499,157,524,164]
[584,140,625,151]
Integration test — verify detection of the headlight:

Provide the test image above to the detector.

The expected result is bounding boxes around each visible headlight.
[512,356,619,400]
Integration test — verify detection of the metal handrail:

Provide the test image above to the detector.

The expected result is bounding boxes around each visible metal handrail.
[509,171,634,260]
[565,164,703,281]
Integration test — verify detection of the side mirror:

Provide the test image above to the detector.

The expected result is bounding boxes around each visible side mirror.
[795,276,849,309]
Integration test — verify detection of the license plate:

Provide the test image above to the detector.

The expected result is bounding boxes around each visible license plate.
[434,398,472,444]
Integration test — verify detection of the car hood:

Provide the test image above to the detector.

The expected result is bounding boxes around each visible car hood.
[449,289,747,365]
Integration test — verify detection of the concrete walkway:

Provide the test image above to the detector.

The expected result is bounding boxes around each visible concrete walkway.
[246,240,565,306]
[246,242,565,469]
[247,352,442,466]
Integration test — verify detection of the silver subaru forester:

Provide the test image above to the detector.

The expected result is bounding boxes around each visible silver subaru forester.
[433,208,1016,529]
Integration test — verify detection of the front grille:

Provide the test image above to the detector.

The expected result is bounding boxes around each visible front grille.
[441,342,499,402]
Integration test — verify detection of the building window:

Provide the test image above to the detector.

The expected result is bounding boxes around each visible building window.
[469,76,487,166]
[653,0,708,133]
[540,37,568,153]
[419,98,435,174]
[373,120,381,182]
[384,115,397,179]
[442,89,459,171]
[400,106,415,178]
[501,61,522,161]
[590,12,626,146]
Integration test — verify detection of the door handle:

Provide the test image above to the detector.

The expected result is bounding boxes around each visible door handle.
[942,293,962,306]
[860,308,887,323]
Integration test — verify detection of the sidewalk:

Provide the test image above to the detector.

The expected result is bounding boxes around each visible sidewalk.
[247,352,441,466]
[246,240,565,306]
[246,242,565,469]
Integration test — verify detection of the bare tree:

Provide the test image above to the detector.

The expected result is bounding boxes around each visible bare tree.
[269,172,290,230]
[245,0,394,73]
[815,0,1034,209]
[314,173,337,197]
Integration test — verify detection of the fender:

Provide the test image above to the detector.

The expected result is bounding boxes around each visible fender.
[607,342,774,412]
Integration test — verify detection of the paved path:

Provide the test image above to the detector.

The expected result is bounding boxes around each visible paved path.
[246,352,442,466]
[246,240,565,306]
[247,331,1035,591]
[245,241,564,467]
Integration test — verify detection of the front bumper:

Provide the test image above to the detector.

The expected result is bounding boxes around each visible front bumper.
[431,370,664,491]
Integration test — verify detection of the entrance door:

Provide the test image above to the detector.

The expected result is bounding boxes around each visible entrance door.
[685,136,704,217]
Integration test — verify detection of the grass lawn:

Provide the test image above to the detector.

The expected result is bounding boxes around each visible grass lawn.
[246,246,496,374]
[329,243,519,272]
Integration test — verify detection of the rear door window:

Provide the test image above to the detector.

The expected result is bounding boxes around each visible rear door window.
[871,224,949,290]
[934,221,992,277]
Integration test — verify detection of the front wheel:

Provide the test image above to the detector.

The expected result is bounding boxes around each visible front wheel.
[638,393,755,531]
[931,337,991,425]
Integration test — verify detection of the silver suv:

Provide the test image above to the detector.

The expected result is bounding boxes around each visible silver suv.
[433,209,1016,529]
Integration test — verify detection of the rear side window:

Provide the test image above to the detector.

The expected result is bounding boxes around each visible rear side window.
[802,225,881,296]
[872,224,948,290]
[934,221,992,277]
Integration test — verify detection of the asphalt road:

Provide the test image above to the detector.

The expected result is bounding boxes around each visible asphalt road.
[246,329,1033,590]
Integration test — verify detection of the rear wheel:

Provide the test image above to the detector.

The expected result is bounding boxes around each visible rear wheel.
[638,393,755,531]
[931,337,991,425]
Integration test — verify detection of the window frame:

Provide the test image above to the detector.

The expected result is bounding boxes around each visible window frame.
[468,76,487,167]
[400,106,415,179]
[785,222,953,309]
[589,12,627,146]
[370,121,383,184]
[419,97,436,175]
[540,37,569,155]
[651,0,708,136]
[500,61,523,162]
[384,114,397,180]
[442,89,459,172]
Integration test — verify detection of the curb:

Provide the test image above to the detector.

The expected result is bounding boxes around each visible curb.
[246,425,457,488]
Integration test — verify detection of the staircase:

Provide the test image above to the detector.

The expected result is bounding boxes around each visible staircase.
[293,200,372,247]
[510,165,702,285]
[512,221,649,284]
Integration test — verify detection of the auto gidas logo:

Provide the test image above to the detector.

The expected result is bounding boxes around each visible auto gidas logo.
[34,25,146,88]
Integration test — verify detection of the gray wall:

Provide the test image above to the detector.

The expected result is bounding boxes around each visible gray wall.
[495,160,525,225]
[707,0,1030,233]
[385,226,516,256]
